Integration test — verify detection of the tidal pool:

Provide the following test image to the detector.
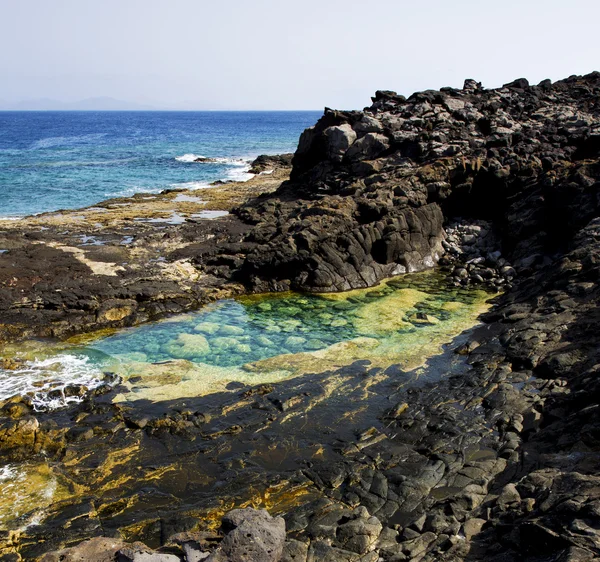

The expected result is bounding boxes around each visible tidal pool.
[81,271,494,402]
[0,271,494,407]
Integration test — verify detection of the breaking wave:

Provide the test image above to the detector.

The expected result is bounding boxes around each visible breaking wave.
[0,355,109,411]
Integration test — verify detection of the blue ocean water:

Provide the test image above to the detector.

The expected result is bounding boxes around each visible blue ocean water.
[0,111,320,217]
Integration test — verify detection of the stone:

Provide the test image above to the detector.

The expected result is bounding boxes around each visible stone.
[346,132,390,161]
[40,537,127,562]
[255,335,275,347]
[211,337,240,350]
[219,325,245,336]
[248,154,293,174]
[166,333,210,358]
[206,508,286,562]
[324,124,357,162]
[117,548,181,562]
[182,543,210,562]
[462,518,486,539]
[463,79,482,90]
[497,483,521,509]
[354,115,384,135]
[444,97,466,112]
[285,336,307,348]
[334,511,382,554]
[194,322,221,335]
[281,539,309,562]
[503,77,530,89]
[306,541,357,562]
[401,532,437,557]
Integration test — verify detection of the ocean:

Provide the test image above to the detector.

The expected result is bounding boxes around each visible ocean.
[0,111,321,218]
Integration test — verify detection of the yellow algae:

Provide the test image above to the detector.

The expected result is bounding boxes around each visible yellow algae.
[352,288,429,335]
[87,444,142,494]
[314,281,389,301]
[243,337,380,375]
[241,293,490,377]
[65,327,120,346]
[96,496,138,518]
[237,291,297,305]
[0,463,82,528]
[441,300,467,312]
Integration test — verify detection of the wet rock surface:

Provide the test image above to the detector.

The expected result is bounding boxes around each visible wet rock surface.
[0,156,289,344]
[1,74,600,561]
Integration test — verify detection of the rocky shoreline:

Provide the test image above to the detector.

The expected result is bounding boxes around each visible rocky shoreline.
[2,73,600,561]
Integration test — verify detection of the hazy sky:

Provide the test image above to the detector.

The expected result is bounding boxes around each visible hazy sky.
[1,0,599,110]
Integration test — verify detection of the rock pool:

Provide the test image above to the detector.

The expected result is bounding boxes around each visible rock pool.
[84,270,493,402]
[0,271,494,408]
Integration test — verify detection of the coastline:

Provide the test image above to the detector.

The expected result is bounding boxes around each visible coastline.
[1,73,600,561]
[0,159,291,344]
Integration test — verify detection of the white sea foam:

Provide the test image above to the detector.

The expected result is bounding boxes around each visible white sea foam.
[226,163,254,182]
[169,180,213,190]
[105,185,163,198]
[175,154,251,167]
[0,464,16,482]
[170,165,254,189]
[0,355,106,411]
[175,153,206,162]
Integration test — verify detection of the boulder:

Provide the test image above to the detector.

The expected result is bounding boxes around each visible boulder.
[40,537,127,562]
[206,508,286,562]
[324,124,357,162]
[345,133,390,161]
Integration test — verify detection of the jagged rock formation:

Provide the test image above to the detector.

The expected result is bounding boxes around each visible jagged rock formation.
[2,73,600,340]
[248,153,293,174]
[228,72,600,294]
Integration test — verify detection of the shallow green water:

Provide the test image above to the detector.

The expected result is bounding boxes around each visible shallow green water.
[88,271,492,379]
[0,271,493,407]
[0,271,494,532]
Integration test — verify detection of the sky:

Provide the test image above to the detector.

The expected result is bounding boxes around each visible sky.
[1,0,599,110]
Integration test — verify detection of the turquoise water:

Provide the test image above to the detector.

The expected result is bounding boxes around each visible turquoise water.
[88,273,490,370]
[0,272,492,407]
[91,296,357,367]
[0,111,320,217]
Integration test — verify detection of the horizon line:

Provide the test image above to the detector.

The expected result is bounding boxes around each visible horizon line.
[0,108,324,113]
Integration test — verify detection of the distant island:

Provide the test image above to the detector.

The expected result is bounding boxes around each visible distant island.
[0,96,158,111]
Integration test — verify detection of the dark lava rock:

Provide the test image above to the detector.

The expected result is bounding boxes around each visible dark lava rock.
[206,508,286,562]
[6,72,600,562]
[248,154,294,174]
